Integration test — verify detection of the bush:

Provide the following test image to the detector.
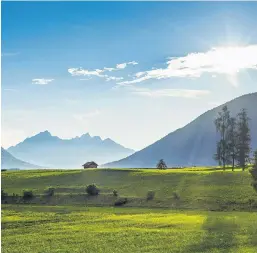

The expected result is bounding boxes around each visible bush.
[114,198,128,206]
[23,190,34,200]
[86,184,99,196]
[45,187,55,197]
[173,192,180,200]
[113,190,118,197]
[1,189,8,200]
[146,191,155,201]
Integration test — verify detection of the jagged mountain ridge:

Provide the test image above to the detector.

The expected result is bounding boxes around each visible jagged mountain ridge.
[7,132,134,168]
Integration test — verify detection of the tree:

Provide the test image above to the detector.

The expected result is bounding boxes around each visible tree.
[250,150,257,193]
[23,190,34,200]
[146,191,155,201]
[214,106,231,170]
[213,141,222,167]
[86,184,99,196]
[227,117,238,171]
[253,150,257,170]
[236,109,251,171]
[156,159,167,169]
[1,189,8,201]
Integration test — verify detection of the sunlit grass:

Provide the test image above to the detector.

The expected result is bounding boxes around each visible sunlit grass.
[2,205,257,253]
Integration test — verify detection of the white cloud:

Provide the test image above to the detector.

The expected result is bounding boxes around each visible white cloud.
[68,61,138,81]
[116,61,138,69]
[124,86,210,98]
[32,78,54,85]
[118,45,257,85]
[105,76,124,82]
[116,63,127,69]
[104,67,116,72]
[135,72,145,78]
[129,61,138,65]
[68,68,104,77]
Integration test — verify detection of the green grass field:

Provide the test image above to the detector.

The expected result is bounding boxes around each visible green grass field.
[2,168,257,210]
[2,168,257,252]
[2,205,257,253]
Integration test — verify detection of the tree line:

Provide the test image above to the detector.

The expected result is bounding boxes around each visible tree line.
[214,106,253,171]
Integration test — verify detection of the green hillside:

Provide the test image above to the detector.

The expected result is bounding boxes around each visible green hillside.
[2,168,257,210]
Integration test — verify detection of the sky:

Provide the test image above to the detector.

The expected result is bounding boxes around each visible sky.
[2,2,257,151]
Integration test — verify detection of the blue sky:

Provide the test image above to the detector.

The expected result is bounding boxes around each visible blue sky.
[2,2,257,150]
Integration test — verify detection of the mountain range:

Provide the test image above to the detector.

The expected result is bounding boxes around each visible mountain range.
[1,148,40,170]
[7,132,134,168]
[105,92,257,168]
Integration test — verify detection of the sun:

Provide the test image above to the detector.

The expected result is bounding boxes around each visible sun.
[208,45,257,75]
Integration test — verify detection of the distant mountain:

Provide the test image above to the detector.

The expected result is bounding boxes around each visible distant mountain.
[106,92,257,168]
[1,147,40,170]
[7,132,134,168]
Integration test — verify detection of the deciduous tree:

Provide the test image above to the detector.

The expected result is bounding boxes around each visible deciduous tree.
[236,109,251,171]
[214,106,231,170]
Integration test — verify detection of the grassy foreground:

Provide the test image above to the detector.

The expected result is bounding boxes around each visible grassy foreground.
[2,205,257,253]
[2,168,257,252]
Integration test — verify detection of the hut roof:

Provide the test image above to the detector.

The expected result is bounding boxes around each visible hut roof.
[83,161,98,167]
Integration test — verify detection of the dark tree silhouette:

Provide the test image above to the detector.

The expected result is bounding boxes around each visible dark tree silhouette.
[236,109,251,171]
[156,159,167,169]
[214,106,231,170]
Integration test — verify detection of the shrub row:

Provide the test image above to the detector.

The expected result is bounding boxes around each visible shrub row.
[2,186,180,205]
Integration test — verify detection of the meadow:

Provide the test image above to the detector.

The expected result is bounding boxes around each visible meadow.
[2,168,257,210]
[2,205,257,253]
[2,167,257,252]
